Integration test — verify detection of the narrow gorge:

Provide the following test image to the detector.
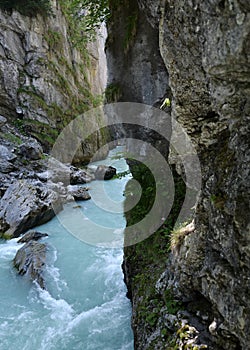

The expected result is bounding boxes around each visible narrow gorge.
[0,0,249,350]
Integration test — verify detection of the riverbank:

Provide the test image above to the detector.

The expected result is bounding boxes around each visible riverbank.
[0,119,116,240]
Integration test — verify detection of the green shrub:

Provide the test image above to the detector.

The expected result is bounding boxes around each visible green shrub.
[0,0,52,17]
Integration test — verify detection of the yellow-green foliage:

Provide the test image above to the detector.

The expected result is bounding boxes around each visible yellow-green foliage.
[170,221,194,251]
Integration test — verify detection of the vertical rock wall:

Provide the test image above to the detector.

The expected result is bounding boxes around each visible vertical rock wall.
[160,1,250,348]
[107,0,250,348]
[106,0,168,105]
[0,0,108,160]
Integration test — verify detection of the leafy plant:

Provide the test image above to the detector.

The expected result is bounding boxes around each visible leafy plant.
[105,83,122,103]
[59,0,110,44]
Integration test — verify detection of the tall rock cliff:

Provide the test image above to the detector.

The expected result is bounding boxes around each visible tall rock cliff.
[107,0,250,349]
[0,0,108,161]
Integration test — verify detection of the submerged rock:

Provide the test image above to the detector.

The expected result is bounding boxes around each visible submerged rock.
[13,241,46,289]
[17,231,48,243]
[0,180,63,238]
[95,165,116,180]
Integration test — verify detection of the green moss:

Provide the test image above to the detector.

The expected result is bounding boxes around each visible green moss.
[45,29,63,51]
[2,132,23,145]
[210,193,226,210]
[124,162,186,345]
[124,13,138,52]
[2,231,13,240]
[105,83,122,103]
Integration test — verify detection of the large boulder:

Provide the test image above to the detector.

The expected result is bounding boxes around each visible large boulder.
[13,241,46,289]
[0,180,63,238]
[70,167,94,184]
[95,165,116,180]
[19,139,43,160]
[67,186,91,201]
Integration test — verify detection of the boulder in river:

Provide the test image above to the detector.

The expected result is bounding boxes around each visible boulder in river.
[0,179,63,239]
[95,165,116,180]
[17,231,48,243]
[67,186,91,201]
[13,241,46,289]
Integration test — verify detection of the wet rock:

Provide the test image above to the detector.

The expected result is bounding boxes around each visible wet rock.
[13,241,46,289]
[17,230,48,243]
[19,140,43,160]
[67,186,91,201]
[0,179,63,238]
[95,165,116,180]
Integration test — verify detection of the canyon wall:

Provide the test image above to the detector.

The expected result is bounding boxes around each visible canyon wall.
[107,0,250,349]
[0,0,108,161]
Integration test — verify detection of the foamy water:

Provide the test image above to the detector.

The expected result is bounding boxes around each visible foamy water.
[0,147,133,350]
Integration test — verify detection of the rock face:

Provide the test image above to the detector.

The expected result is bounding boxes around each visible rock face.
[107,0,250,349]
[107,0,168,105]
[159,1,250,349]
[0,115,7,128]
[13,240,46,289]
[0,0,108,161]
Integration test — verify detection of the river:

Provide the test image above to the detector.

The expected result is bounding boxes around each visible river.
[0,146,134,350]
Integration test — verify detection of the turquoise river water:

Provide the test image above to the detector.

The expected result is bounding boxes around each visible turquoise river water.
[0,147,134,350]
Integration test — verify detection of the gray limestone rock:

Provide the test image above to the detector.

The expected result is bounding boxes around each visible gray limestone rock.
[0,115,7,128]
[0,145,17,162]
[17,230,48,243]
[0,180,63,238]
[0,160,15,173]
[67,186,91,201]
[70,168,94,184]
[13,241,46,289]
[19,140,43,160]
